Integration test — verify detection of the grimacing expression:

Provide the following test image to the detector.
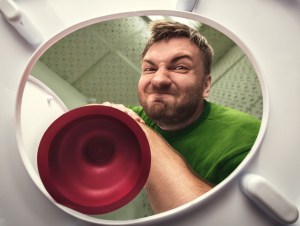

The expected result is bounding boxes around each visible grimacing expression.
[138,37,211,126]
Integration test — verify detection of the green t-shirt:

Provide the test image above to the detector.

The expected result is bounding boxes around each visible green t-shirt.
[129,101,260,185]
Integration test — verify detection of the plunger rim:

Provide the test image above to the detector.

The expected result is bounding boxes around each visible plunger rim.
[37,105,151,214]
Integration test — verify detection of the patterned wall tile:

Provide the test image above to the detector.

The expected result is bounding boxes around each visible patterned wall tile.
[211,45,245,84]
[209,54,263,119]
[199,24,236,64]
[73,51,140,105]
[40,26,110,84]
[90,16,148,51]
[115,30,149,68]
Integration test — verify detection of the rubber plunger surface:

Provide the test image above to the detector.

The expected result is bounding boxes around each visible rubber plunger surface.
[37,105,151,214]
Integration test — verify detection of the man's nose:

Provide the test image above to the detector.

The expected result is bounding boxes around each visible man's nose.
[151,67,172,88]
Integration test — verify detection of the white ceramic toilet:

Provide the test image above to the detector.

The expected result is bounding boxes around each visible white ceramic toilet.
[1,0,300,225]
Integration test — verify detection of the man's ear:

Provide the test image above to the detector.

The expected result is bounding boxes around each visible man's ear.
[202,75,211,98]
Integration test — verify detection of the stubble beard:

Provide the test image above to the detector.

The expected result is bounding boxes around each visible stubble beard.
[139,86,203,126]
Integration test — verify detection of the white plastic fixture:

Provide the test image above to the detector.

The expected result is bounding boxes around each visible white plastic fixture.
[0,0,42,45]
[176,0,197,12]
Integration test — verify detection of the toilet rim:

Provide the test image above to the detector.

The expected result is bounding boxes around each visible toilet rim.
[14,9,269,225]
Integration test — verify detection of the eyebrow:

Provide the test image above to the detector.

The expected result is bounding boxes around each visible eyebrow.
[142,54,194,66]
[142,59,156,66]
[171,55,193,64]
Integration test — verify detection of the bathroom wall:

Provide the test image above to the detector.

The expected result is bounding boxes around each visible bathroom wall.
[30,60,88,109]
[208,45,263,119]
[30,16,262,119]
[198,23,263,119]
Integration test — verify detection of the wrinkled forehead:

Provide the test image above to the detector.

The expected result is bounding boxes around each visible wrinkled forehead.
[143,37,203,62]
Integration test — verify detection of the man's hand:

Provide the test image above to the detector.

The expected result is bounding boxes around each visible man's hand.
[101,102,145,124]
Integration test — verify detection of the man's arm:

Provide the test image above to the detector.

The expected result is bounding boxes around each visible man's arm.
[139,123,212,213]
[100,103,212,213]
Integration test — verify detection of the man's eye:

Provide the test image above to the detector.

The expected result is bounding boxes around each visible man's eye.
[143,68,156,73]
[173,65,189,73]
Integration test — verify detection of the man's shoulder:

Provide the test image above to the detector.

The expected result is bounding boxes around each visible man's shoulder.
[208,102,261,128]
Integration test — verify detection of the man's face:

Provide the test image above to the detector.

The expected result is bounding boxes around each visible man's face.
[138,37,211,126]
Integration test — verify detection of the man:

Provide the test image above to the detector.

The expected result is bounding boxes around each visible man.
[103,20,260,213]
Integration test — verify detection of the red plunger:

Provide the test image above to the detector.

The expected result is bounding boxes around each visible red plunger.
[37,105,151,214]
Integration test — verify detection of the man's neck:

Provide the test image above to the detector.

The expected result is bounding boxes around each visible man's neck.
[157,102,205,131]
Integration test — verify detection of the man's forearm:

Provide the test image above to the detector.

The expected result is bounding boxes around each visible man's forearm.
[139,123,212,213]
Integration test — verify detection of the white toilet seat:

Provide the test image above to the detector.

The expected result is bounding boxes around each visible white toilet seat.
[1,1,300,225]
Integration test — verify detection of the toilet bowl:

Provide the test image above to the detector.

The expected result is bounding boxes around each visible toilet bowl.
[1,0,300,225]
